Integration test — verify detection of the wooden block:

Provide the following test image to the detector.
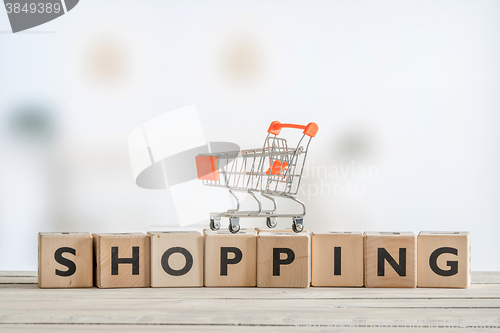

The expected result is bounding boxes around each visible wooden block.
[38,232,93,288]
[204,228,257,287]
[311,231,363,287]
[255,228,295,234]
[148,231,203,287]
[93,233,150,288]
[417,231,471,288]
[364,232,416,288]
[257,230,310,288]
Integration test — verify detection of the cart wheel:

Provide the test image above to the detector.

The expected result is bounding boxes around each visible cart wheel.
[228,222,240,234]
[228,217,240,233]
[292,217,304,233]
[210,218,221,231]
[266,217,277,229]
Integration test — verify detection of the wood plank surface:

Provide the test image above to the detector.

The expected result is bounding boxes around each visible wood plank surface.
[0,271,37,284]
[0,271,499,332]
[2,325,498,333]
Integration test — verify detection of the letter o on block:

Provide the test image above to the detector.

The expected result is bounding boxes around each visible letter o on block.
[161,247,193,276]
[149,231,203,287]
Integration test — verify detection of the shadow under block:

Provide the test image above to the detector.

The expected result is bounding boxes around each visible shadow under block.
[311,232,363,287]
[257,230,310,288]
[148,231,203,287]
[204,229,257,287]
[38,232,93,288]
[417,231,471,288]
[364,232,417,288]
[93,233,150,288]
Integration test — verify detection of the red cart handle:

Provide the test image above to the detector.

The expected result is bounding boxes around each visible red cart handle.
[267,121,318,137]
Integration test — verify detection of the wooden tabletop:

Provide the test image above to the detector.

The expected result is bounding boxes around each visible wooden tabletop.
[0,271,499,332]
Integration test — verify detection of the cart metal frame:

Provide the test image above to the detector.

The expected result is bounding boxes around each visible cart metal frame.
[195,121,318,233]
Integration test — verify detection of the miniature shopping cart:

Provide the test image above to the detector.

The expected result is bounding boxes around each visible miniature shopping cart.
[195,121,318,233]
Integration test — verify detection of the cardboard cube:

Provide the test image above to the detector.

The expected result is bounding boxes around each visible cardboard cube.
[149,231,203,287]
[93,233,150,288]
[38,232,93,288]
[312,231,364,287]
[364,232,416,288]
[204,228,257,287]
[417,231,471,288]
[257,230,310,288]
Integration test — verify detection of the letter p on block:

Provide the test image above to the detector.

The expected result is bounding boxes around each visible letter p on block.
[257,231,310,288]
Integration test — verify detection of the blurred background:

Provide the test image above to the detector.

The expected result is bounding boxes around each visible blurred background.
[1,0,499,271]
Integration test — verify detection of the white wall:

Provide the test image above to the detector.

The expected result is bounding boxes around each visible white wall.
[0,0,499,271]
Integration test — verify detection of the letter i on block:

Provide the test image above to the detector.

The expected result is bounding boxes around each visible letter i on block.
[204,229,257,287]
[38,232,93,288]
[364,232,417,288]
[417,232,471,288]
[93,233,150,288]
[148,231,203,287]
[312,232,364,287]
[257,230,311,288]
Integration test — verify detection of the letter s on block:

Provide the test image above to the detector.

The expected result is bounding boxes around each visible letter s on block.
[54,247,77,277]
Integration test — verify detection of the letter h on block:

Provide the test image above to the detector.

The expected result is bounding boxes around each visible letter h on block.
[93,233,150,288]
[364,232,417,288]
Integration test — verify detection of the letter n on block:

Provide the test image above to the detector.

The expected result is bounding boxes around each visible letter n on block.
[417,231,470,288]
[38,232,93,288]
[257,231,310,288]
[93,233,150,288]
[148,231,203,287]
[364,232,416,288]
[204,229,256,287]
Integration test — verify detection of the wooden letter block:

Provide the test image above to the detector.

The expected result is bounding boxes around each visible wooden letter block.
[255,228,295,234]
[417,231,471,288]
[204,229,256,287]
[38,232,93,288]
[148,231,203,287]
[93,233,150,288]
[312,232,363,287]
[364,232,416,288]
[257,231,310,288]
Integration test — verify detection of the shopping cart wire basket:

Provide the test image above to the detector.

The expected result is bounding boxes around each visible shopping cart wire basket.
[195,121,318,233]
